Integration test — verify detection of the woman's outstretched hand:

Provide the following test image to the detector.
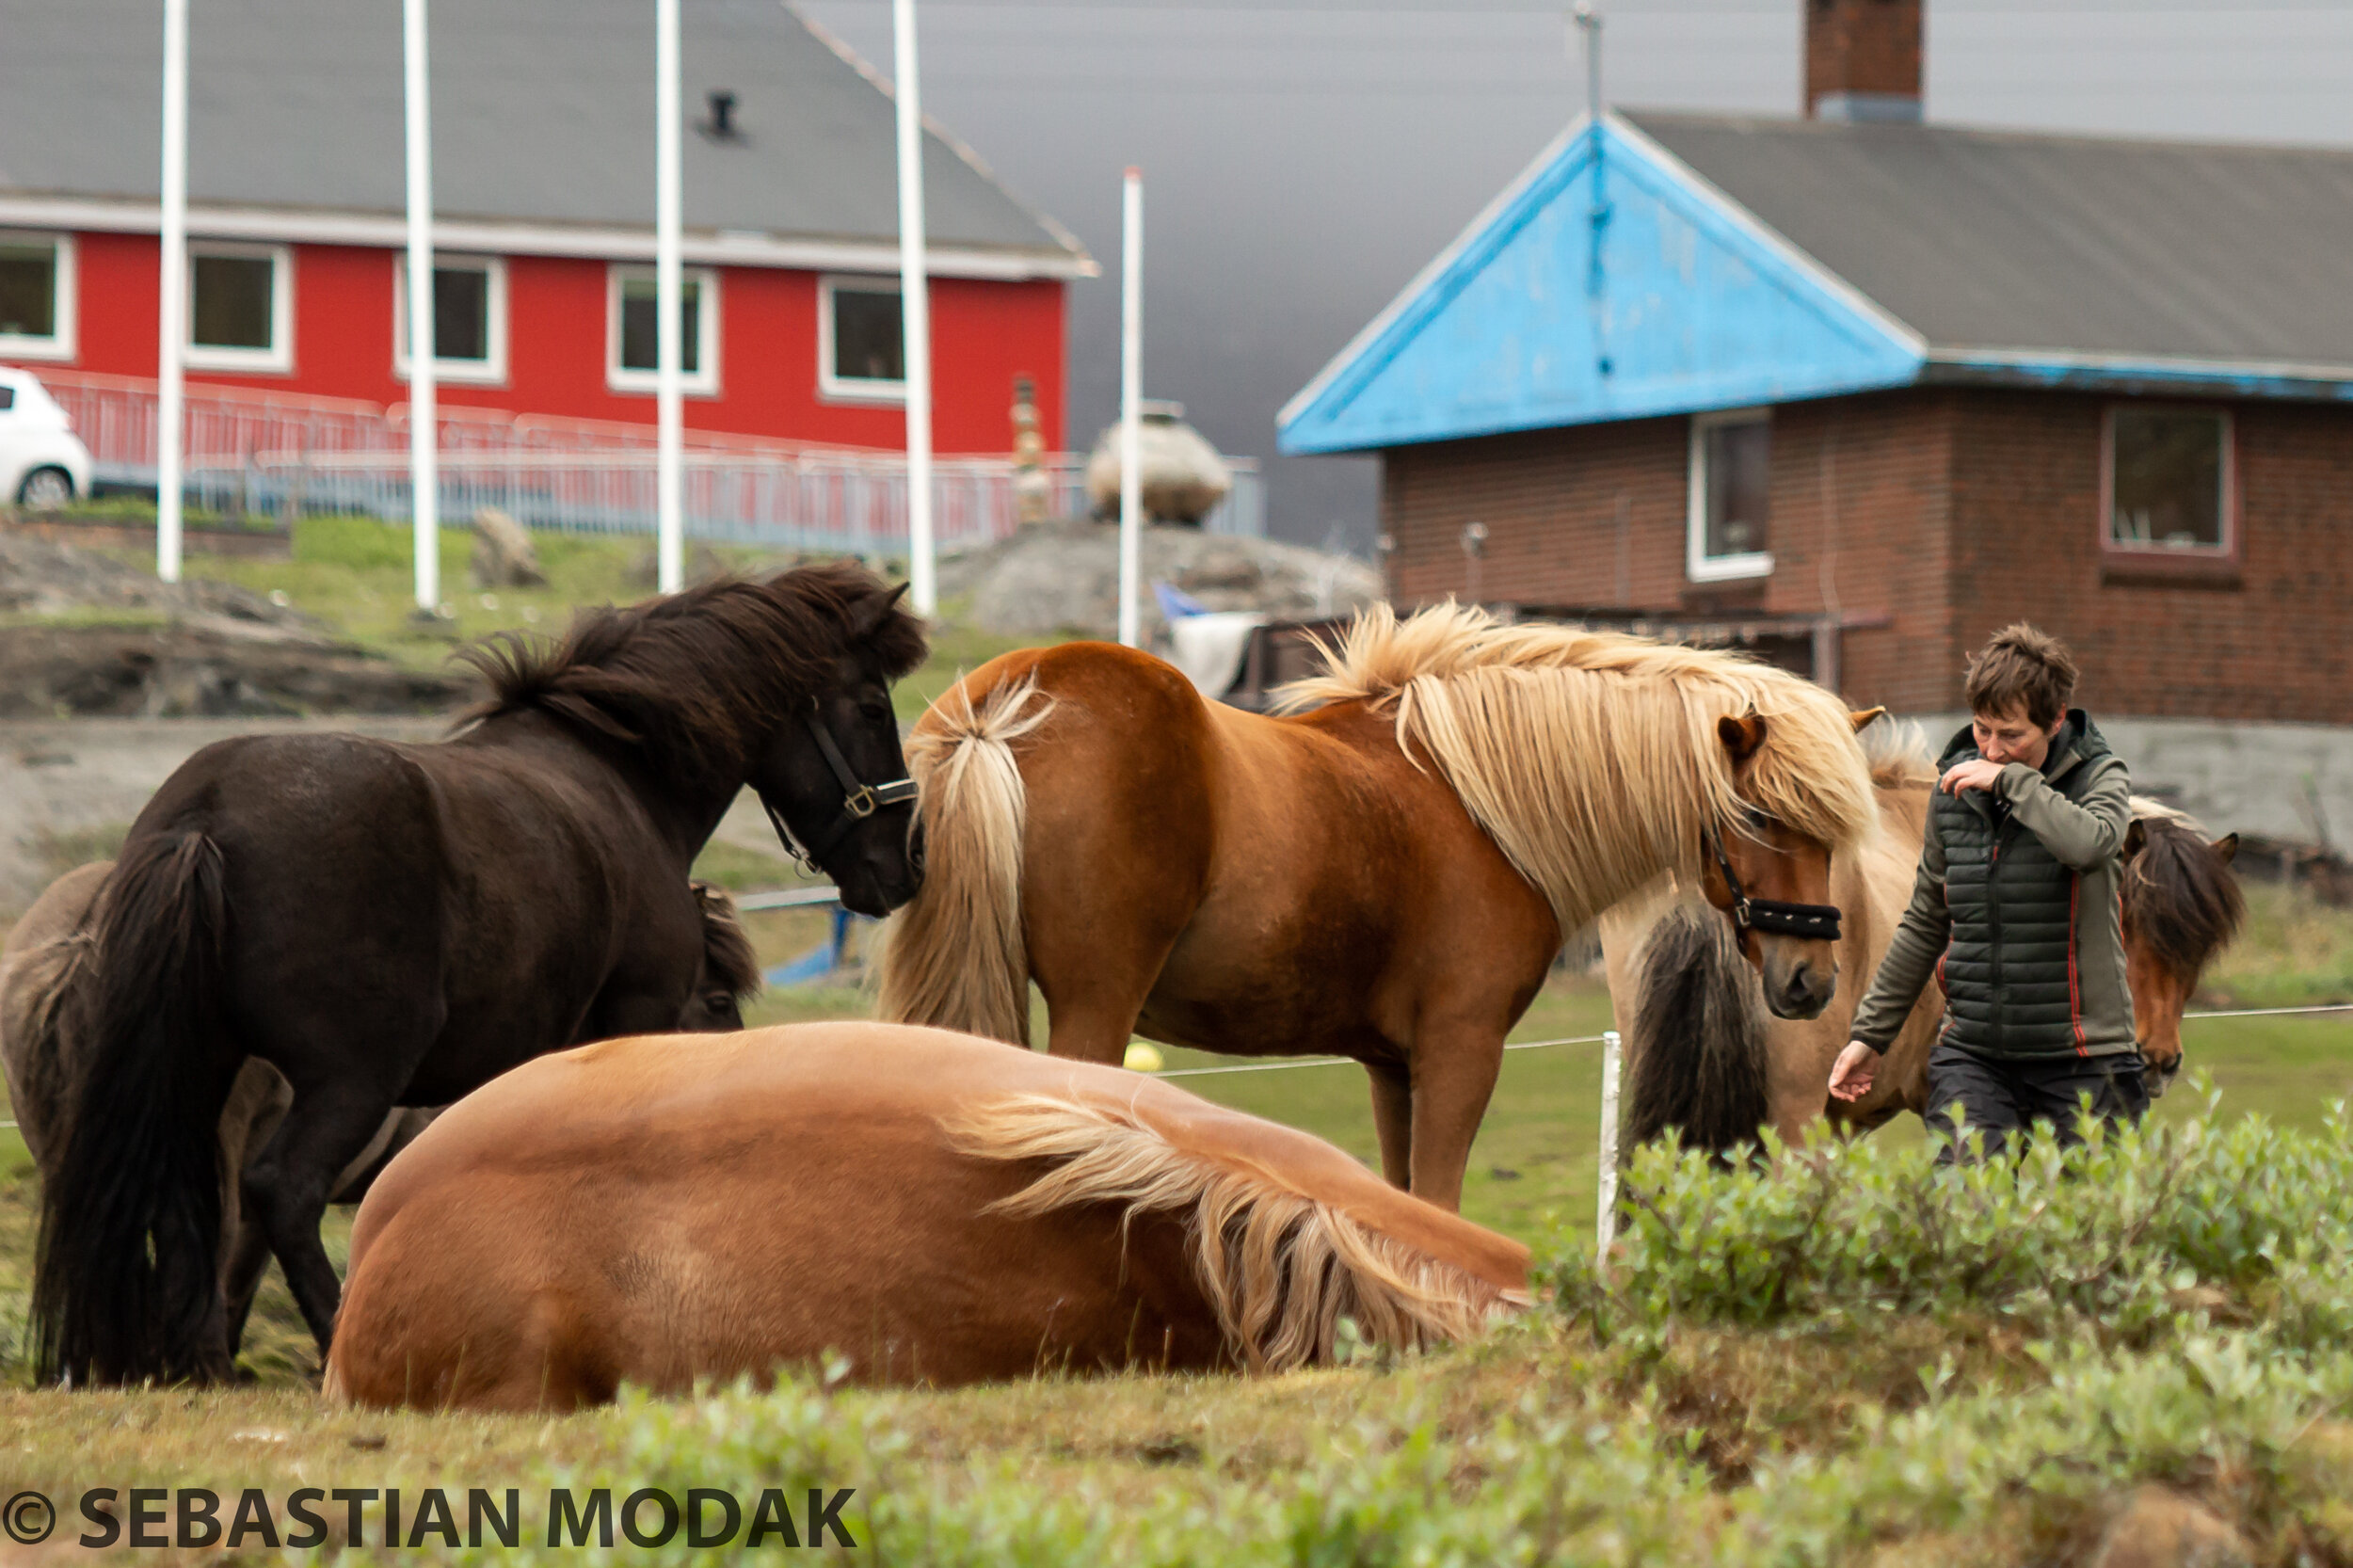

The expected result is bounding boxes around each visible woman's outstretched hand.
[1828,1040,1878,1102]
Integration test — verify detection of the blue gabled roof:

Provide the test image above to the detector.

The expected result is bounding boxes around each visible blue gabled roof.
[1283,110,2353,456]
[1279,114,1925,456]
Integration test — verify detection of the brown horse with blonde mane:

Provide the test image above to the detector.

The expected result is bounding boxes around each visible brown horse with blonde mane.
[1609,722,2246,1152]
[325,1022,1529,1412]
[878,602,1881,1208]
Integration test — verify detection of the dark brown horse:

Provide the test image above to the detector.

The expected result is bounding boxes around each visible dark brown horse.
[326,1022,1529,1413]
[878,603,1881,1209]
[2,863,760,1366]
[34,564,925,1386]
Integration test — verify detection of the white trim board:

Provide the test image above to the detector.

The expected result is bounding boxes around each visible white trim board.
[0,195,1098,282]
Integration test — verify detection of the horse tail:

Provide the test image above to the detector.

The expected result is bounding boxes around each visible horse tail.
[949,1095,1525,1371]
[33,831,240,1385]
[1623,903,1772,1155]
[874,673,1052,1046]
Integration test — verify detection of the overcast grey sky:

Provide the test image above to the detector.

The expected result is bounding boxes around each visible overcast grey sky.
[797,0,2353,552]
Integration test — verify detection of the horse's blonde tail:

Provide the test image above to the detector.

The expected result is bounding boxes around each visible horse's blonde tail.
[873,674,1053,1046]
[947,1095,1525,1371]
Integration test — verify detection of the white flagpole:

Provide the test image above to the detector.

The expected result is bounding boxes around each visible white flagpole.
[893,0,936,614]
[156,0,187,584]
[654,0,684,594]
[1117,167,1143,648]
[403,0,439,613]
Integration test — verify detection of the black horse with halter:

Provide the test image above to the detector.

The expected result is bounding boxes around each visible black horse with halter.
[765,708,920,874]
[1704,816,1843,941]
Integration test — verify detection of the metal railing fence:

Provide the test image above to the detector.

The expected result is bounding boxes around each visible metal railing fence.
[28,368,1265,551]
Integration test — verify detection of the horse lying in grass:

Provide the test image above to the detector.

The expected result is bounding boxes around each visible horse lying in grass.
[1606,724,2245,1151]
[877,601,1881,1209]
[1,863,760,1366]
[325,1021,1531,1413]
[35,562,924,1387]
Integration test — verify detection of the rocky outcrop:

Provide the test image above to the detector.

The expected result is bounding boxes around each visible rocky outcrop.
[937,519,1380,644]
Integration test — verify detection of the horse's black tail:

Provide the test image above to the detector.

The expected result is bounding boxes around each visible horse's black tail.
[33,830,240,1385]
[1623,904,1772,1157]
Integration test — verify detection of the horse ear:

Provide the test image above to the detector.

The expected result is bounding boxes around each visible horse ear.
[847,582,912,641]
[2211,831,2239,866]
[1847,706,1886,733]
[2124,817,2148,860]
[1717,713,1768,767]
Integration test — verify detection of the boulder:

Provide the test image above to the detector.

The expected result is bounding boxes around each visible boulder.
[1081,401,1233,526]
[468,506,546,588]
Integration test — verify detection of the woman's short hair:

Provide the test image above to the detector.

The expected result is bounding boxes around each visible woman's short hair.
[1964,623,2078,728]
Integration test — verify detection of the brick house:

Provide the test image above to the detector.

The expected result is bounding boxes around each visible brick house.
[0,0,1090,456]
[1278,1,2353,832]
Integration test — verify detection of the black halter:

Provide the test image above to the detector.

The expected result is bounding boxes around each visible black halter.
[763,708,919,874]
[1705,820,1843,941]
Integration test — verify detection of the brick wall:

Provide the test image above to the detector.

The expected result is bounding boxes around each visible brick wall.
[1947,392,2353,726]
[1378,386,2353,724]
[1378,389,1961,712]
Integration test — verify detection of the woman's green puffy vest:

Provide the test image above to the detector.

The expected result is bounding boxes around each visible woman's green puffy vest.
[1930,717,2136,1059]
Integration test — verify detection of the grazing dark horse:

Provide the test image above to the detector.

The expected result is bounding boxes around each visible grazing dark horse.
[1,860,762,1366]
[1611,723,2245,1153]
[327,1022,1530,1412]
[878,603,1881,1209]
[34,564,925,1386]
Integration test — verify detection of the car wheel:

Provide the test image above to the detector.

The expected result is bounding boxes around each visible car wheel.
[16,466,73,510]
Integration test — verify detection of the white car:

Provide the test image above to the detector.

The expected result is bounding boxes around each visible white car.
[0,367,94,509]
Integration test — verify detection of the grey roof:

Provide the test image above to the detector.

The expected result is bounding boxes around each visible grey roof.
[0,0,1085,265]
[1625,110,2353,369]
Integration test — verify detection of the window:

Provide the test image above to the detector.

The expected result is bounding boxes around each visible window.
[393,254,507,384]
[1688,409,1773,581]
[2106,407,2231,554]
[186,243,292,372]
[607,265,718,394]
[0,232,75,360]
[818,276,905,402]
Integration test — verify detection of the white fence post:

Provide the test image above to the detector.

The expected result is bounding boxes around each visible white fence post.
[1596,1028,1623,1268]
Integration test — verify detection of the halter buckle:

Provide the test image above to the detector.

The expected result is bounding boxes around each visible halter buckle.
[842,785,879,820]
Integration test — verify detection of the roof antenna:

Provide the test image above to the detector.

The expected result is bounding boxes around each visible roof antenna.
[1571,4,1611,328]
[1571,3,1602,124]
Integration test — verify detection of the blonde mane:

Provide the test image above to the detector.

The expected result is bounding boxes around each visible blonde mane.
[1274,602,1877,935]
[948,1093,1520,1370]
[1861,716,1937,790]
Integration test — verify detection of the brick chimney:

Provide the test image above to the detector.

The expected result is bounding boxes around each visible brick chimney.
[1805,0,1923,123]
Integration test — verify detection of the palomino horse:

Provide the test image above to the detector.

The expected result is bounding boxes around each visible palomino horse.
[1607,726,2245,1150]
[878,603,1881,1209]
[325,1022,1531,1413]
[1,864,760,1366]
[35,565,925,1387]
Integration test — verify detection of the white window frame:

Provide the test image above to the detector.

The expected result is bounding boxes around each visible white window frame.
[393,252,508,386]
[1687,408,1775,583]
[607,264,719,395]
[184,241,293,373]
[0,231,76,361]
[817,273,907,405]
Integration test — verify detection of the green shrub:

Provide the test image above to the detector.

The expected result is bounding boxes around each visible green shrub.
[1548,1079,2353,1351]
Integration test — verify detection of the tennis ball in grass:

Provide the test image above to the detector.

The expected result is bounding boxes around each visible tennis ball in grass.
[1124,1042,1164,1073]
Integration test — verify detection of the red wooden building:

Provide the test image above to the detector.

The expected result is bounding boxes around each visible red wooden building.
[0,0,1091,456]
